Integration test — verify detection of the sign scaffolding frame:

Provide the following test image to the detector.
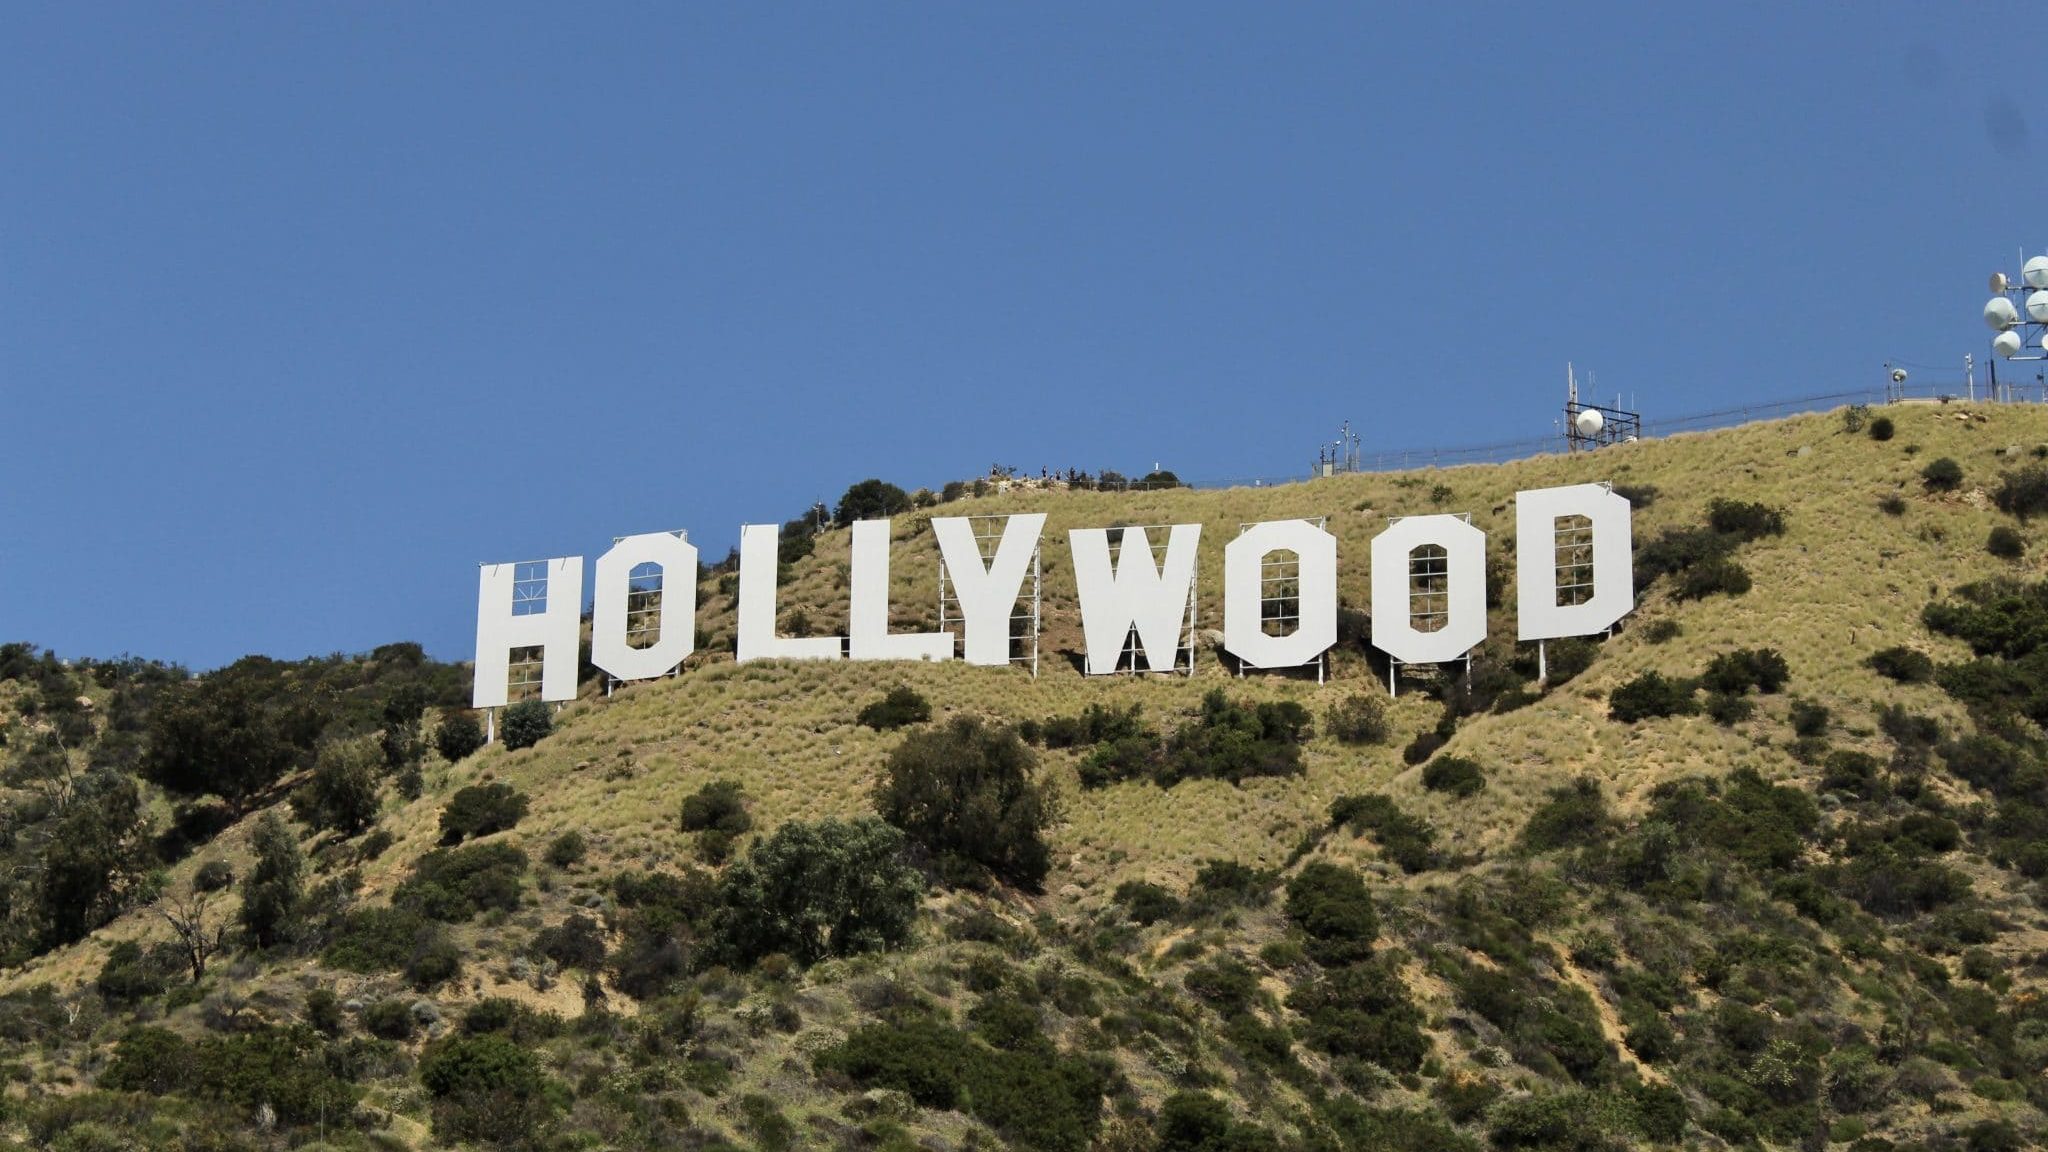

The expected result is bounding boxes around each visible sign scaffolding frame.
[937,514,1043,677]
[1235,517,1328,684]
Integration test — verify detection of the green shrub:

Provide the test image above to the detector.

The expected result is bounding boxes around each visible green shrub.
[1789,698,1831,737]
[1988,525,2025,559]
[712,817,924,966]
[1677,557,1752,600]
[304,988,343,1035]
[239,812,305,949]
[396,841,529,922]
[1189,859,1270,911]
[1330,794,1439,873]
[1522,778,1611,853]
[1705,692,1753,726]
[1608,671,1697,722]
[1703,647,1791,694]
[1708,498,1787,540]
[1993,464,2048,520]
[874,717,1055,890]
[1421,755,1486,798]
[1113,880,1180,925]
[1156,689,1312,786]
[679,779,753,836]
[189,1026,357,1128]
[99,1026,192,1094]
[1879,492,1908,516]
[1869,415,1895,441]
[857,685,931,731]
[500,700,552,750]
[1539,636,1600,685]
[1285,862,1379,965]
[1325,693,1391,745]
[1867,645,1934,684]
[1923,457,1964,492]
[1287,956,1428,1071]
[1843,404,1869,433]
[833,479,914,527]
[325,906,434,973]
[407,931,463,988]
[434,712,485,761]
[94,941,169,1005]
[361,998,416,1040]
[291,735,384,837]
[418,1031,554,1146]
[545,830,587,868]
[532,912,607,971]
[438,782,528,844]
[193,858,234,892]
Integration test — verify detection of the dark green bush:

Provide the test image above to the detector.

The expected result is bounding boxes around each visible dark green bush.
[1869,416,1895,441]
[1708,498,1787,540]
[435,712,485,761]
[1189,859,1271,912]
[305,988,343,1035]
[1325,693,1391,745]
[361,998,416,1040]
[1284,862,1379,965]
[1113,880,1181,925]
[679,778,753,836]
[239,812,305,950]
[874,717,1055,891]
[1988,525,2025,559]
[833,479,914,527]
[418,1031,555,1147]
[325,906,434,973]
[100,1026,192,1094]
[1868,646,1934,684]
[1421,755,1486,798]
[532,912,608,970]
[291,735,383,837]
[438,782,528,844]
[1879,492,1908,516]
[94,941,169,1005]
[1705,692,1753,726]
[1703,647,1790,694]
[396,841,529,921]
[1522,778,1611,853]
[545,830,586,868]
[189,1026,358,1128]
[1789,698,1831,737]
[1287,956,1427,1072]
[1330,794,1439,873]
[500,700,552,750]
[193,858,234,892]
[1153,690,1311,787]
[857,685,931,731]
[1923,457,1964,492]
[1677,557,1753,600]
[712,817,924,966]
[1608,671,1697,722]
[1993,465,2048,520]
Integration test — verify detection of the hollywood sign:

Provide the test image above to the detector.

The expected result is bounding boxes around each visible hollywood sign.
[472,482,1632,707]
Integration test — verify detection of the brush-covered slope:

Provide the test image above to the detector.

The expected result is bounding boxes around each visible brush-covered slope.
[4,405,2048,1152]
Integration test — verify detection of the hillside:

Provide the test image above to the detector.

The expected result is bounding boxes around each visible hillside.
[4,403,2048,1152]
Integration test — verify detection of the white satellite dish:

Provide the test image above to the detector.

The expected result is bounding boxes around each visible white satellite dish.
[1994,329,2024,358]
[1992,271,2013,293]
[2026,255,2048,290]
[1574,408,1604,437]
[1986,297,2021,330]
[2026,291,2048,323]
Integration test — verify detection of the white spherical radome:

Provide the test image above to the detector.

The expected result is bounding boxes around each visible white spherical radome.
[1986,296,2021,331]
[1993,329,2024,359]
[1574,409,1604,437]
[2025,255,2048,290]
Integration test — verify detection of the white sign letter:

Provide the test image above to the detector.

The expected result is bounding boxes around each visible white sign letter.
[932,513,1045,667]
[1069,524,1201,674]
[849,519,953,661]
[473,557,584,707]
[1516,483,1634,640]
[736,523,842,662]
[591,531,698,682]
[1370,515,1487,665]
[1223,520,1337,669]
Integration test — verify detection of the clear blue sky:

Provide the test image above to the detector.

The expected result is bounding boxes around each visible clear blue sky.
[3,4,2040,669]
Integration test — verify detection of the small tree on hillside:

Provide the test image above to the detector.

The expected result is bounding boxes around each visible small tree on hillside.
[156,888,227,983]
[875,717,1057,891]
[292,735,383,837]
[240,812,305,949]
[501,701,553,750]
[834,479,914,527]
[435,712,485,762]
[712,818,925,966]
